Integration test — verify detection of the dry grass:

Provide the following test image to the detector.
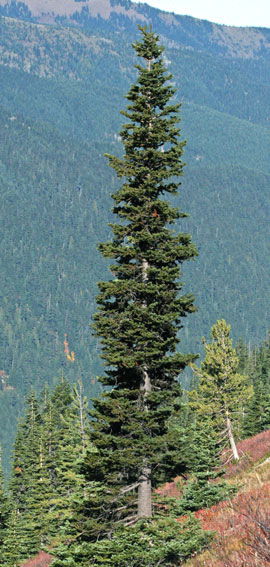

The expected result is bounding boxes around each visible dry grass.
[212,24,270,59]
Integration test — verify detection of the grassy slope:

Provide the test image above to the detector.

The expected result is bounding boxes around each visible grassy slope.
[185,430,270,566]
[157,430,270,566]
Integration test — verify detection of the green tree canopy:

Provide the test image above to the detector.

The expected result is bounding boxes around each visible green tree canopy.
[190,319,253,460]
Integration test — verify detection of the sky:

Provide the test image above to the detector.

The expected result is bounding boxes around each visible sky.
[132,0,270,28]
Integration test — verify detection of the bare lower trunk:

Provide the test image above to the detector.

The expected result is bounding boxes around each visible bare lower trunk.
[137,257,152,518]
[226,410,239,460]
[138,463,152,518]
[138,367,152,518]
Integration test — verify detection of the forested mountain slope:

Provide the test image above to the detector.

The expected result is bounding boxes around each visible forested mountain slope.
[1,0,270,469]
[185,430,270,566]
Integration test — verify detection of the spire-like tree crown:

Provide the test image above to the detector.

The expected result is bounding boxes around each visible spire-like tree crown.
[94,26,197,390]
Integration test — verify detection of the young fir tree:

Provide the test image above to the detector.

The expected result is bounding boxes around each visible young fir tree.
[90,25,197,524]
[5,391,42,563]
[2,508,26,567]
[242,379,270,437]
[23,380,75,549]
[175,417,236,514]
[0,445,9,550]
[238,334,270,437]
[34,387,70,547]
[13,390,43,555]
[50,381,91,548]
[7,381,75,560]
[190,319,253,461]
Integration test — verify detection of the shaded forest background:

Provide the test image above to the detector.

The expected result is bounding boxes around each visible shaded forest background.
[1,0,270,471]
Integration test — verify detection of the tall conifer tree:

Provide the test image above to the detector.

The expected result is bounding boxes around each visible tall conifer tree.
[91,25,197,523]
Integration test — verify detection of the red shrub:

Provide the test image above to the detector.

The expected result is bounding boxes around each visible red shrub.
[155,476,184,498]
[22,551,54,567]
[190,483,270,566]
[179,431,270,565]
[232,485,270,564]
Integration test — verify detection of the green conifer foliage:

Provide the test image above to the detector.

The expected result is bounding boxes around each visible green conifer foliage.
[2,508,26,567]
[191,319,253,460]
[0,445,10,550]
[242,379,270,437]
[176,419,234,513]
[77,515,212,567]
[27,380,76,548]
[9,423,27,513]
[235,336,270,437]
[4,391,42,563]
[91,25,197,522]
[235,337,249,375]
[50,381,92,548]
[12,390,42,556]
[7,381,76,560]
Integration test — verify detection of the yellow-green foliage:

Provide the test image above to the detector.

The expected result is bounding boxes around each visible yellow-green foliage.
[190,319,253,448]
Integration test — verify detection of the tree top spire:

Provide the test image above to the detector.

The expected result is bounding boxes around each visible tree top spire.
[132,25,164,61]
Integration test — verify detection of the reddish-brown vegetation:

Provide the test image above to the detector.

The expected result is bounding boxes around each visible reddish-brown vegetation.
[157,430,270,504]
[223,429,270,478]
[189,483,270,565]
[184,430,270,567]
[22,551,54,567]
[213,487,270,566]
[155,477,184,499]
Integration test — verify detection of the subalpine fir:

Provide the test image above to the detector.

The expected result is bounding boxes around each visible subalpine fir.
[90,25,198,526]
[0,445,9,550]
[190,319,253,460]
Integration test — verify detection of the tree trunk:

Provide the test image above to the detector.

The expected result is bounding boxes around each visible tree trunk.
[77,380,86,454]
[138,55,153,519]
[226,410,239,460]
[138,367,152,518]
[137,259,152,518]
[138,463,152,518]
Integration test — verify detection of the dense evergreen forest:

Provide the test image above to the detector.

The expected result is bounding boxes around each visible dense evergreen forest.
[0,0,270,477]
[1,336,269,565]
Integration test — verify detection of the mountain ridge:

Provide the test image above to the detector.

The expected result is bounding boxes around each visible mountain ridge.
[1,0,270,60]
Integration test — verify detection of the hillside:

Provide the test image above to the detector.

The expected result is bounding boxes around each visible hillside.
[17,429,270,565]
[1,0,270,470]
[155,430,270,566]
[185,430,270,566]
